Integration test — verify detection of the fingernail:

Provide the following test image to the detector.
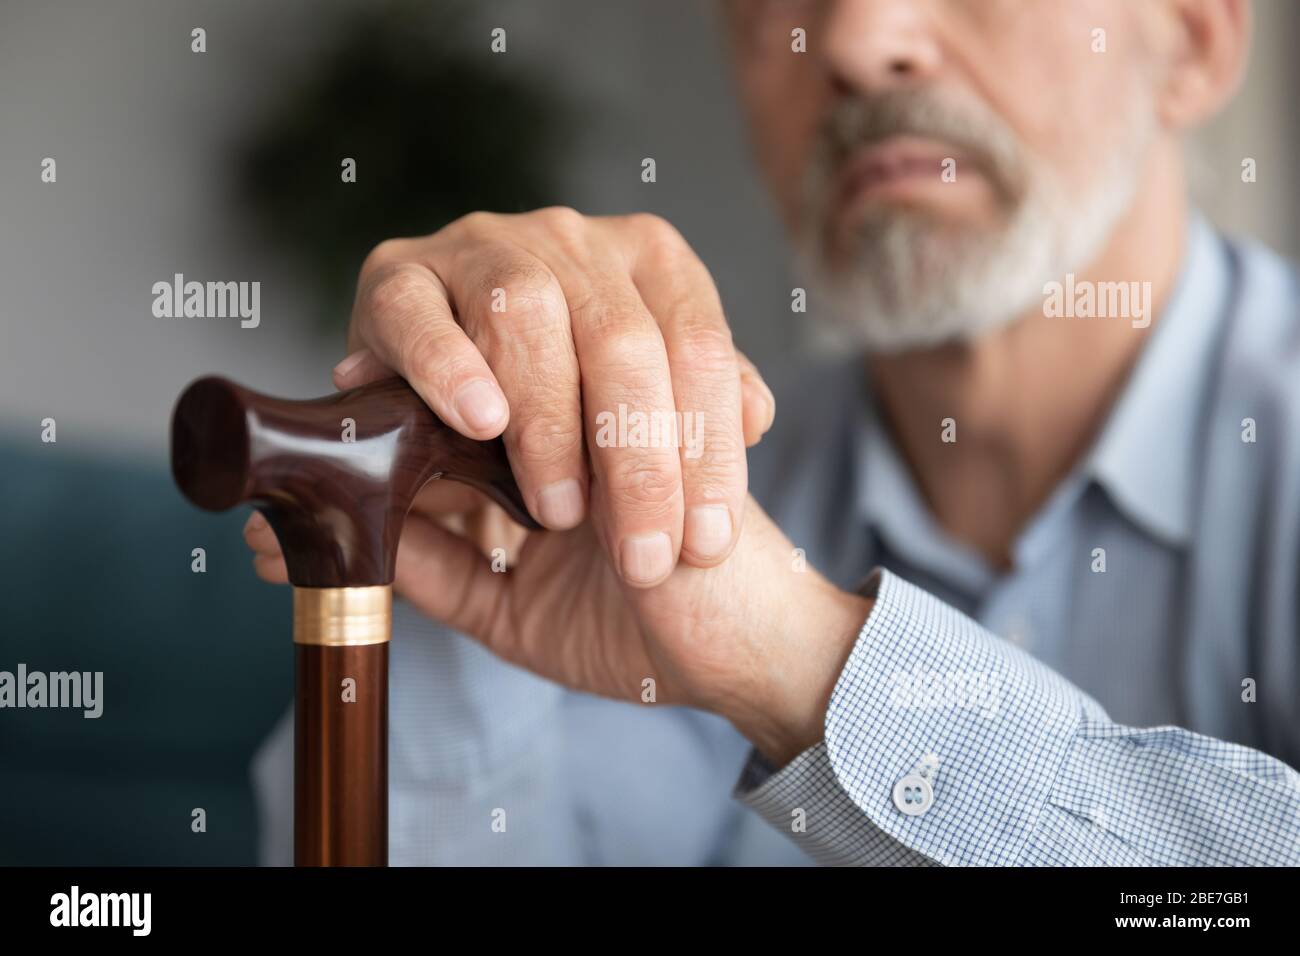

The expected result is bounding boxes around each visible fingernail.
[455,379,508,432]
[620,532,674,586]
[747,374,776,433]
[536,479,584,529]
[245,511,267,532]
[759,383,776,432]
[685,504,733,560]
[333,349,368,382]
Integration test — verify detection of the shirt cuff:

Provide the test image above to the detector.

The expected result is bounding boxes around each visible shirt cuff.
[735,568,1084,866]
[734,741,936,865]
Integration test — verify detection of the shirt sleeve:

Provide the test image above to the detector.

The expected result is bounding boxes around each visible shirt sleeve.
[734,569,1300,866]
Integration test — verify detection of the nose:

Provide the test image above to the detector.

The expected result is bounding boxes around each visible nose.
[822,0,943,96]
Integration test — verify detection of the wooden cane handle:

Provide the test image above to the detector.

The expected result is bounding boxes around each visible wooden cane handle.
[170,374,539,588]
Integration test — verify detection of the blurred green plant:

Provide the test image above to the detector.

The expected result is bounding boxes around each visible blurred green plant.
[236,0,572,337]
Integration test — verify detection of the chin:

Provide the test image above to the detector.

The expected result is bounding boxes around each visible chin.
[797,215,1029,353]
[797,168,1142,354]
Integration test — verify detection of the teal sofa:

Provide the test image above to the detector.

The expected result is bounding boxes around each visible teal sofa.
[0,440,291,864]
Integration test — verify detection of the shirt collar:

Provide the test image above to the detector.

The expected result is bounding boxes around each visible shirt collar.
[854,387,1000,594]
[854,213,1232,571]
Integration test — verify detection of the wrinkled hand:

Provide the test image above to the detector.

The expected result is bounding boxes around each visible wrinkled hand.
[332,207,776,585]
[245,209,871,764]
[247,491,868,764]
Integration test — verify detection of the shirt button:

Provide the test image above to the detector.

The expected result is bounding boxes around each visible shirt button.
[893,773,934,816]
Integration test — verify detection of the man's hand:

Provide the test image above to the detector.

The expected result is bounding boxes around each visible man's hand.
[331,207,776,586]
[246,493,871,766]
[244,208,873,764]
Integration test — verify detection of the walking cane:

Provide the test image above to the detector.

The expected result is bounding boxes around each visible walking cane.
[169,375,538,866]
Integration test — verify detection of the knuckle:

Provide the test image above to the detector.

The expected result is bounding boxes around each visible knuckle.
[535,205,588,239]
[677,400,740,480]
[361,263,432,321]
[607,454,681,512]
[360,238,406,274]
[404,322,473,389]
[498,336,579,394]
[676,321,736,371]
[474,262,568,347]
[449,210,498,237]
[626,212,691,267]
[513,416,583,469]
[630,212,687,258]
[482,251,550,292]
[575,294,657,345]
[482,258,564,320]
[517,280,569,329]
[596,346,670,394]
[682,438,742,492]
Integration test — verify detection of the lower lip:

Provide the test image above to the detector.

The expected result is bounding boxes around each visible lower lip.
[842,164,956,204]
[835,162,990,227]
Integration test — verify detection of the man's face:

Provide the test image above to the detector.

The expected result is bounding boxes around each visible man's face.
[727,0,1167,351]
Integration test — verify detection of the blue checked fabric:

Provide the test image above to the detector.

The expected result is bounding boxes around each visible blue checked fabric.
[253,215,1300,866]
[736,569,1300,866]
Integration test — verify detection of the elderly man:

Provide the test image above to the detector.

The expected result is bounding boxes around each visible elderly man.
[246,0,1300,865]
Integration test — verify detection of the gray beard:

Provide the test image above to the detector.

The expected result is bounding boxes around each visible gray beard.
[795,114,1151,355]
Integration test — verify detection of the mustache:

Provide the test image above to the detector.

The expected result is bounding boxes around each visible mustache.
[815,90,1027,203]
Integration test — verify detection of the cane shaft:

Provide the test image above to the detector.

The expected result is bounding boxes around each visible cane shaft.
[293,586,390,867]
